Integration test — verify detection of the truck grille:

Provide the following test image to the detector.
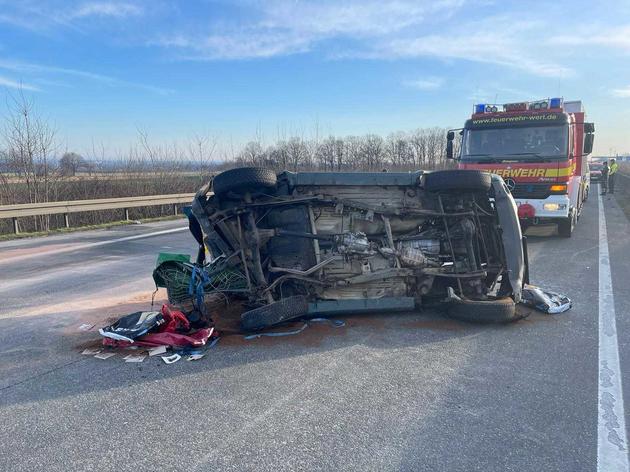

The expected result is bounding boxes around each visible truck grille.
[510,183,550,200]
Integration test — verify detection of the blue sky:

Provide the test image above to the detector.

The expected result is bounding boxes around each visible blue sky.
[0,0,629,157]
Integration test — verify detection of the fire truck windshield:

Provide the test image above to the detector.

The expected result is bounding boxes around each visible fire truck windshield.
[461,125,568,161]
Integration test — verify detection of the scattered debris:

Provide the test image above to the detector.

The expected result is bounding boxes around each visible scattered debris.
[244,323,308,340]
[162,354,181,364]
[186,354,205,361]
[148,345,168,356]
[99,310,164,343]
[309,318,346,328]
[82,348,101,355]
[243,318,346,341]
[123,354,147,363]
[78,323,94,331]
[521,284,572,314]
[102,327,214,349]
[94,352,116,360]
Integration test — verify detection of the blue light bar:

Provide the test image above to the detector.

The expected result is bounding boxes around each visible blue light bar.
[550,97,562,108]
[475,104,486,114]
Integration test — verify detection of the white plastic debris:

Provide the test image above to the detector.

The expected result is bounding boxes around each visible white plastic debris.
[78,324,94,331]
[94,352,116,360]
[148,346,168,356]
[521,284,572,314]
[124,354,147,363]
[186,354,205,361]
[82,348,102,355]
[161,354,181,364]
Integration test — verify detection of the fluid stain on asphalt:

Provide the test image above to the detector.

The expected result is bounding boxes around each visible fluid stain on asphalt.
[221,320,349,348]
[402,318,465,331]
[74,338,106,351]
[221,312,476,349]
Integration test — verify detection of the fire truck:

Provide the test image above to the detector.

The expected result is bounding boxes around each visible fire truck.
[446,98,595,237]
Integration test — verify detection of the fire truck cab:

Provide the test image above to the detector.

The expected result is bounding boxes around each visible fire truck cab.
[447,98,595,237]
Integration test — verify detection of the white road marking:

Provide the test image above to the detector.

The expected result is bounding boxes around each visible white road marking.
[598,192,629,471]
[0,226,188,264]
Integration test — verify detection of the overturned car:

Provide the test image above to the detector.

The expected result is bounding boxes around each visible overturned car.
[185,168,528,331]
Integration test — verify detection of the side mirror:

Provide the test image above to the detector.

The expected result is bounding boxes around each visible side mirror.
[584,122,595,134]
[584,133,594,154]
[446,130,455,159]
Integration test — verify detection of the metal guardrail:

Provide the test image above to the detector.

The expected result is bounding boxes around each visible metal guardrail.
[0,193,195,234]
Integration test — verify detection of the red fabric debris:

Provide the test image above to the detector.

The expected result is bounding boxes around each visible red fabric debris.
[102,304,215,348]
[160,304,190,332]
[102,327,214,348]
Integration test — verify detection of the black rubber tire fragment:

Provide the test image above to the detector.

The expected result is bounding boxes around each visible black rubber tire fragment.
[447,297,522,324]
[240,295,309,331]
[212,167,277,196]
[424,170,492,193]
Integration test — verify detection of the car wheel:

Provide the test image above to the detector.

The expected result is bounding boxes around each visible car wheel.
[423,170,492,193]
[240,295,309,331]
[212,167,277,197]
[447,297,524,324]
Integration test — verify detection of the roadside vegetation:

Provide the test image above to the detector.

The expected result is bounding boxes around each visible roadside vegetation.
[613,162,630,220]
[0,91,455,236]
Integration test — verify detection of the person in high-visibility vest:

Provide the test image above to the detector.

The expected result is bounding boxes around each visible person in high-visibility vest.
[600,161,609,195]
[609,158,619,194]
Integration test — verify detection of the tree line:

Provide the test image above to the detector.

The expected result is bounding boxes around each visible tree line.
[0,91,456,234]
[232,128,456,172]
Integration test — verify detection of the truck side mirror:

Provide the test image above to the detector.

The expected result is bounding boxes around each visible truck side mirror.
[583,133,594,154]
[446,130,455,159]
[584,122,595,133]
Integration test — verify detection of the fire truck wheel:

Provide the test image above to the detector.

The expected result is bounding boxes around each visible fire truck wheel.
[447,297,523,324]
[240,296,309,331]
[212,167,277,197]
[558,211,575,238]
[423,170,492,193]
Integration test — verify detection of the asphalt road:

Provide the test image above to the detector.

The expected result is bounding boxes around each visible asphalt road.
[1,189,629,472]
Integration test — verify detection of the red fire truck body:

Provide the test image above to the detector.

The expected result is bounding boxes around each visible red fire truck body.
[448,98,595,237]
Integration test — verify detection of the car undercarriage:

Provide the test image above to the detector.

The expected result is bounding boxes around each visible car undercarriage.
[188,168,527,330]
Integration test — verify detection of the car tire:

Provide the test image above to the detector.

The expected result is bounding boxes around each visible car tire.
[240,295,309,331]
[447,297,523,324]
[424,170,492,193]
[212,167,277,196]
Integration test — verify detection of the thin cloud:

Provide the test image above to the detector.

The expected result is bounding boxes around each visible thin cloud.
[156,1,465,60]
[0,76,40,91]
[156,29,313,60]
[69,2,143,19]
[0,58,172,95]
[551,24,630,51]
[155,3,574,79]
[364,29,574,78]
[403,77,444,91]
[0,1,142,32]
[612,86,630,98]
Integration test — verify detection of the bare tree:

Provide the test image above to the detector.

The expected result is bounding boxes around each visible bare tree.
[188,132,217,173]
[286,137,308,171]
[1,90,58,230]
